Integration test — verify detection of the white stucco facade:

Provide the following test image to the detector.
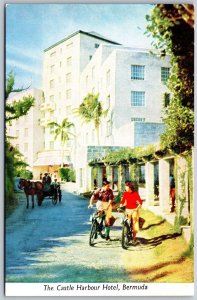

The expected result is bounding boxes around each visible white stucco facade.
[7,88,44,170]
[7,30,172,192]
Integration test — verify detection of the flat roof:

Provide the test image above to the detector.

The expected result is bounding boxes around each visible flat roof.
[44,30,121,52]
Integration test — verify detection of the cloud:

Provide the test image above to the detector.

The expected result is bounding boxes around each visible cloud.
[6,44,42,61]
[6,58,41,76]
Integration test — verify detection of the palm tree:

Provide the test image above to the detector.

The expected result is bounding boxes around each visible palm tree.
[74,93,108,145]
[48,118,74,167]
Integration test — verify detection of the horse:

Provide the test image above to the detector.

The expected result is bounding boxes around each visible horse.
[18,179,43,209]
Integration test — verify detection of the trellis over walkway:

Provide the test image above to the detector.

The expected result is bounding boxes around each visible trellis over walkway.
[87,147,194,243]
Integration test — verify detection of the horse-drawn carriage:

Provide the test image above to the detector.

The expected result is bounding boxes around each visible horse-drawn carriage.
[41,182,62,205]
[18,179,62,208]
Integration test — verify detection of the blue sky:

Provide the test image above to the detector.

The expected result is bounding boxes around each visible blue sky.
[6,3,155,89]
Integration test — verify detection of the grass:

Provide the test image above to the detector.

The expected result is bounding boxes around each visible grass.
[122,208,194,283]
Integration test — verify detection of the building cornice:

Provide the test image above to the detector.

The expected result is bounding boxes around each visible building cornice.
[44,30,121,52]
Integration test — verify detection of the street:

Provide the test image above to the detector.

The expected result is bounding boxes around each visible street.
[6,188,130,283]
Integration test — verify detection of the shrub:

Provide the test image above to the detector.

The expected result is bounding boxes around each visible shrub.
[58,167,76,182]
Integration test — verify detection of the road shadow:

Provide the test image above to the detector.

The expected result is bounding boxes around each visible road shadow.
[141,219,165,231]
[125,232,182,251]
[127,256,186,278]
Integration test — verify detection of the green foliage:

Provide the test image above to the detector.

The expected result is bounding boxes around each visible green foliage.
[104,145,156,165]
[58,167,76,182]
[146,4,194,151]
[48,118,74,167]
[5,72,34,215]
[48,118,74,144]
[6,72,34,123]
[114,191,123,204]
[160,97,194,151]
[74,93,108,145]
[5,142,16,211]
[183,233,194,258]
[17,169,33,180]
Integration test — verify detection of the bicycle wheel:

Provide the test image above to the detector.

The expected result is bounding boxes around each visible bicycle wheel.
[121,223,130,249]
[89,221,97,246]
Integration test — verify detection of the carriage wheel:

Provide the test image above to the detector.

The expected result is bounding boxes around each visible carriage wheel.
[58,190,62,202]
[52,193,58,205]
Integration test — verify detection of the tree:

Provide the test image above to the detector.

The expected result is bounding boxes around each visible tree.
[48,118,74,167]
[74,93,108,145]
[5,72,34,214]
[146,4,194,152]
[6,72,34,123]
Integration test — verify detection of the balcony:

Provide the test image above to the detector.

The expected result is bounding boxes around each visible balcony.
[40,101,55,111]
[45,101,55,111]
[40,103,46,111]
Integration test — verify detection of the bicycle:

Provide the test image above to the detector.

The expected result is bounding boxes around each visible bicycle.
[118,207,134,249]
[89,206,106,246]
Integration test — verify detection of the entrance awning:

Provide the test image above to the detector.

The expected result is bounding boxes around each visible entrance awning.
[33,156,68,166]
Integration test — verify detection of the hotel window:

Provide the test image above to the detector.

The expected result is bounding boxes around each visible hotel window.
[107,95,110,108]
[50,65,55,74]
[16,130,19,138]
[89,55,92,60]
[131,65,145,80]
[50,95,54,102]
[66,89,71,99]
[59,61,62,68]
[50,51,56,58]
[67,42,73,50]
[86,75,88,88]
[24,143,28,152]
[161,67,170,84]
[66,105,72,115]
[50,125,54,134]
[50,141,54,150]
[131,117,145,122]
[106,70,110,86]
[95,43,99,48]
[24,128,28,137]
[163,93,171,107]
[131,91,145,107]
[50,79,54,88]
[67,57,72,67]
[86,132,89,144]
[66,73,71,83]
[92,66,95,80]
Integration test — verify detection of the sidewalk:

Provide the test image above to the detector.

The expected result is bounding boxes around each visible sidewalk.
[121,209,193,283]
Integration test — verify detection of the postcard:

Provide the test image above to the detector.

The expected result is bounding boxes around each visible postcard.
[4,1,194,297]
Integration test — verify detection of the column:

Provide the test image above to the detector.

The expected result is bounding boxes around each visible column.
[176,156,188,219]
[145,162,155,206]
[119,165,126,191]
[159,159,170,212]
[106,165,113,183]
[97,166,103,187]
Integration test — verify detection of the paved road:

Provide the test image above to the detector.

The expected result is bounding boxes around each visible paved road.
[6,189,130,283]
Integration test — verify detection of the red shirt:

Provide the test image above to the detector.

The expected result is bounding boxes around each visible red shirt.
[121,191,143,209]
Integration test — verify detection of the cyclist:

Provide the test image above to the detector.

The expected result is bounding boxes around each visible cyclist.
[88,180,114,241]
[120,181,143,244]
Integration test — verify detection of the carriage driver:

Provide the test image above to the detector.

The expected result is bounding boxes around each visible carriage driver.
[42,173,52,191]
[88,180,114,241]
